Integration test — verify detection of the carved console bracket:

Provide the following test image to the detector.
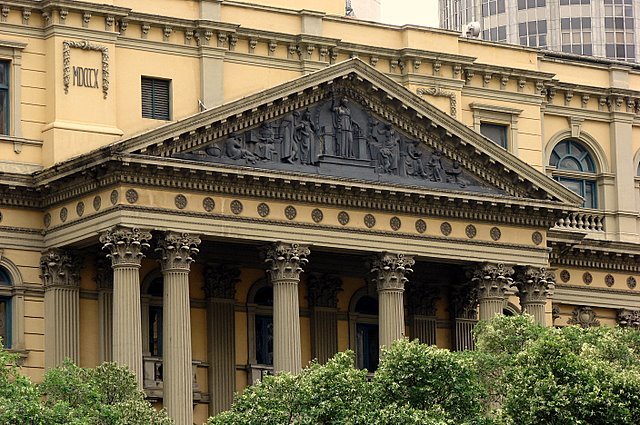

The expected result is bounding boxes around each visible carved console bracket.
[416,87,457,117]
[63,40,110,99]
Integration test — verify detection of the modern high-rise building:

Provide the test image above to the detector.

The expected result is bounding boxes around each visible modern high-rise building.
[440,0,640,62]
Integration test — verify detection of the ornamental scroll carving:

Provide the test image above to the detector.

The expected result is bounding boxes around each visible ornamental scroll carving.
[175,89,492,193]
[156,232,201,271]
[369,252,415,292]
[617,309,640,328]
[416,87,457,117]
[100,226,151,267]
[567,306,600,328]
[203,264,241,299]
[63,40,109,99]
[307,273,342,308]
[40,249,82,289]
[470,263,514,301]
[514,267,555,305]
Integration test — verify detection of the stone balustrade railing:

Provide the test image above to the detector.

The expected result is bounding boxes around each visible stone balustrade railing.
[555,212,605,232]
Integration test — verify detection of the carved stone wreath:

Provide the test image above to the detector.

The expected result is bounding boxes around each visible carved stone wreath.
[311,208,324,223]
[415,219,427,234]
[60,207,68,223]
[203,197,215,212]
[125,189,138,204]
[581,271,592,285]
[174,194,187,209]
[605,274,615,287]
[257,203,270,217]
[110,190,119,205]
[364,214,376,228]
[390,216,401,231]
[465,224,477,239]
[490,226,501,241]
[560,270,570,283]
[76,201,85,217]
[440,222,452,236]
[93,196,101,211]
[63,40,109,99]
[338,211,350,225]
[230,200,243,215]
[531,231,543,245]
[416,87,457,116]
[628,276,637,290]
[284,205,297,220]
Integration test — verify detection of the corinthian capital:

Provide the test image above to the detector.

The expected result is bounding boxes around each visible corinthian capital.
[470,263,514,300]
[40,248,82,289]
[514,266,555,305]
[264,242,310,282]
[100,226,152,267]
[370,252,415,292]
[156,231,201,271]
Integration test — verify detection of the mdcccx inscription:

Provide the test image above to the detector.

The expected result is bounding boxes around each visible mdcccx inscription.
[73,66,99,89]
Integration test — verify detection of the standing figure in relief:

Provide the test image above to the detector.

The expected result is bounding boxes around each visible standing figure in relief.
[332,96,354,158]
[403,139,426,177]
[427,150,445,182]
[279,115,299,164]
[295,109,318,165]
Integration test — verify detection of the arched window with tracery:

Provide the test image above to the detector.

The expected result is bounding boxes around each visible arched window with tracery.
[549,139,598,208]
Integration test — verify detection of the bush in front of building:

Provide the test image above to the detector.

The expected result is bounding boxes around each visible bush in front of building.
[0,348,173,425]
[209,315,640,425]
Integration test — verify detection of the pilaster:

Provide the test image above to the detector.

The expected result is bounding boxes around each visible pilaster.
[156,232,201,425]
[370,252,414,350]
[450,282,478,351]
[264,242,310,374]
[95,256,113,363]
[514,266,555,326]
[100,226,151,388]
[307,273,342,364]
[471,263,514,321]
[407,281,440,345]
[203,263,240,416]
[40,248,81,369]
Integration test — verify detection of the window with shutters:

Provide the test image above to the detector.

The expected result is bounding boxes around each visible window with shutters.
[141,77,171,120]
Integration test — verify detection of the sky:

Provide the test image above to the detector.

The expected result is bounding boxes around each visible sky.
[381,0,439,28]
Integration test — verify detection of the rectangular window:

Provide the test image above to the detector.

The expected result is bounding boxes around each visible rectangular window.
[0,61,9,135]
[480,123,508,149]
[141,77,171,120]
[148,306,162,356]
[0,297,11,349]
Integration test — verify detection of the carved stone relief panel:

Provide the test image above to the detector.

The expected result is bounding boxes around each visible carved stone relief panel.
[174,92,498,194]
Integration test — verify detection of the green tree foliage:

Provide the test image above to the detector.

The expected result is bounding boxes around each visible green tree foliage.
[0,343,173,425]
[210,316,640,425]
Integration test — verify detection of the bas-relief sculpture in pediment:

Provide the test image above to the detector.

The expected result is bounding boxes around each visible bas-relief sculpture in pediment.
[173,93,502,195]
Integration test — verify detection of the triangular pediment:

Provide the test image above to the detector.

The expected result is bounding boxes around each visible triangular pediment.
[92,59,581,206]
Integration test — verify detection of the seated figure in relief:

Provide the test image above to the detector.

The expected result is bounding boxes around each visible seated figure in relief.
[224,133,258,164]
[256,123,278,161]
[403,139,427,177]
[376,124,400,174]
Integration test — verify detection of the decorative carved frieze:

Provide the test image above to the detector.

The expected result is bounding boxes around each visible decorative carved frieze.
[100,226,152,267]
[307,273,342,308]
[416,87,457,117]
[470,263,514,301]
[617,309,640,328]
[40,249,82,289]
[407,281,440,316]
[203,264,241,300]
[369,252,414,292]
[514,266,555,305]
[156,232,201,271]
[264,242,310,282]
[567,306,600,328]
[175,90,485,192]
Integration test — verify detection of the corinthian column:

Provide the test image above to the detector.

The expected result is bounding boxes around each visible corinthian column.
[370,252,414,350]
[264,242,310,375]
[156,232,201,425]
[100,227,151,388]
[514,267,555,325]
[40,249,82,369]
[471,263,514,321]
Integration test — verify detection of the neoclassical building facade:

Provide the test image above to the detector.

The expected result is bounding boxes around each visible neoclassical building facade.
[1,1,640,424]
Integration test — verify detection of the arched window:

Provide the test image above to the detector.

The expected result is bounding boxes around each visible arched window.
[550,140,598,208]
[349,292,379,373]
[0,268,11,348]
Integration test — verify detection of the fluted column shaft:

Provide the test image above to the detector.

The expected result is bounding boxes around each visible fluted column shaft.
[100,227,151,388]
[96,257,113,363]
[371,253,414,350]
[41,249,81,369]
[472,263,514,321]
[307,273,341,364]
[264,242,310,375]
[157,232,201,425]
[515,267,555,326]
